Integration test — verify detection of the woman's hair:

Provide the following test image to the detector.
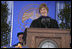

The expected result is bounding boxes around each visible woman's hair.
[39,3,49,13]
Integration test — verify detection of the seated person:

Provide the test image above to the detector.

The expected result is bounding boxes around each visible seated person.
[12,32,27,48]
[30,3,59,28]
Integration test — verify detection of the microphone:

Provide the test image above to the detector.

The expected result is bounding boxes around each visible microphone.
[41,18,51,28]
[41,18,47,28]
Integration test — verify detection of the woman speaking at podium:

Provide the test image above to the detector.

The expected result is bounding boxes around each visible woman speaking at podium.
[30,3,59,28]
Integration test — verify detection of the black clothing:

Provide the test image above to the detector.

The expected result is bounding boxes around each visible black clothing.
[30,16,59,28]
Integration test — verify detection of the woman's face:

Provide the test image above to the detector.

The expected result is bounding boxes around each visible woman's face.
[40,7,48,16]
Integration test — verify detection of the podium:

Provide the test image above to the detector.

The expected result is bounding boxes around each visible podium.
[26,28,71,48]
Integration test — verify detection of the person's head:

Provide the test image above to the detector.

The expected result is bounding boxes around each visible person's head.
[39,3,49,16]
[17,32,24,43]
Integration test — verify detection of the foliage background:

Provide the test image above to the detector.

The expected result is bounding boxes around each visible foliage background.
[58,2,71,29]
[1,1,11,46]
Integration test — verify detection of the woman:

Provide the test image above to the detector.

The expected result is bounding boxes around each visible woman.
[30,3,59,28]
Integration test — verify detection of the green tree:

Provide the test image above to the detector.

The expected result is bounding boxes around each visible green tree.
[1,1,10,46]
[58,2,71,29]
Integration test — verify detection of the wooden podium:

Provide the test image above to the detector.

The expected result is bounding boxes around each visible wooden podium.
[26,28,71,48]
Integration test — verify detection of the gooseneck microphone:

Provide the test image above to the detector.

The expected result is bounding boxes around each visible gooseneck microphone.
[41,17,51,28]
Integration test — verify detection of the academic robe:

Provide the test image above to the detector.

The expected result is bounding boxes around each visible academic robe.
[30,16,59,28]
